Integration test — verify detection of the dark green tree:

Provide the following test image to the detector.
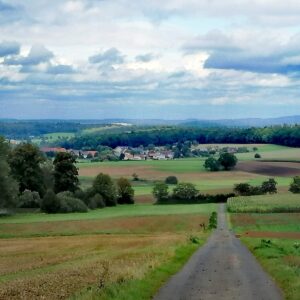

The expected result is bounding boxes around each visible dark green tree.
[172,183,198,201]
[234,183,252,196]
[117,177,134,204]
[8,143,45,195]
[165,176,178,184]
[261,178,277,194]
[204,157,220,171]
[53,152,79,193]
[218,153,238,170]
[0,137,18,209]
[92,173,117,206]
[152,182,169,203]
[41,189,60,213]
[289,176,300,193]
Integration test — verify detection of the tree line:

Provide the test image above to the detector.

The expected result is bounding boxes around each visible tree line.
[0,137,134,214]
[60,125,300,149]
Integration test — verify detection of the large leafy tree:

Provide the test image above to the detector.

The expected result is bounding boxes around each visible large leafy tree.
[8,143,45,196]
[117,177,134,204]
[152,182,169,203]
[53,152,79,193]
[204,157,220,171]
[92,173,117,206]
[0,137,18,209]
[172,183,198,201]
[218,153,238,170]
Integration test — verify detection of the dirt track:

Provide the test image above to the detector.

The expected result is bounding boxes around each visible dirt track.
[153,204,283,300]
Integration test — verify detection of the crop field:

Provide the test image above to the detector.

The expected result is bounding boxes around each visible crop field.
[227,194,300,213]
[0,204,214,299]
[229,195,300,300]
[77,144,300,200]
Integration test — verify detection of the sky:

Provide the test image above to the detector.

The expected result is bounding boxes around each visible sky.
[0,0,300,120]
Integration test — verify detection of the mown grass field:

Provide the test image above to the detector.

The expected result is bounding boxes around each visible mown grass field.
[78,144,300,200]
[0,204,215,299]
[229,194,300,300]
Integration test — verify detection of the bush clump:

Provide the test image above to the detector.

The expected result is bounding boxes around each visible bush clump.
[41,189,60,213]
[57,191,88,213]
[18,190,41,208]
[117,177,134,204]
[289,176,300,193]
[88,193,105,209]
[165,176,178,185]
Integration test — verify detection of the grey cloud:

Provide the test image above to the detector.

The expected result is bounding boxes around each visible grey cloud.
[135,53,156,62]
[89,48,124,66]
[46,64,75,74]
[4,44,54,66]
[184,30,300,74]
[0,40,20,57]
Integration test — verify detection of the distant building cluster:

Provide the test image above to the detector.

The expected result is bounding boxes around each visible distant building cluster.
[113,146,174,160]
[41,147,98,158]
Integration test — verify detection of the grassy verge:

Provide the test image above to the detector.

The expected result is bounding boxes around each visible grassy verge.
[73,241,201,300]
[242,238,300,300]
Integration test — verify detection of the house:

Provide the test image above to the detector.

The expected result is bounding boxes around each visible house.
[41,147,67,154]
[81,150,98,158]
[113,146,127,156]
[67,149,98,158]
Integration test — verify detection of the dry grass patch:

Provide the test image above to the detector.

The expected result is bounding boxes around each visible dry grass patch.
[0,214,208,238]
[0,234,195,299]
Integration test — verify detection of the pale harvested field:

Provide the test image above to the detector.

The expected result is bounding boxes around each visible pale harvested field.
[0,214,208,238]
[0,234,186,300]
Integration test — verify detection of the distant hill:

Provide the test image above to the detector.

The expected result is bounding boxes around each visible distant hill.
[181,116,300,127]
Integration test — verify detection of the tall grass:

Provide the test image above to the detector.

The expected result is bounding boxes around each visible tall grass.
[227,194,300,213]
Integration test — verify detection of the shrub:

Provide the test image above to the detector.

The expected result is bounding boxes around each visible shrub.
[132,173,139,181]
[117,177,134,204]
[261,178,277,194]
[41,189,60,213]
[254,153,261,159]
[289,176,300,193]
[88,193,105,209]
[92,173,117,206]
[152,182,169,203]
[172,183,198,201]
[208,212,217,229]
[204,157,220,171]
[57,192,88,213]
[18,190,41,208]
[165,176,178,185]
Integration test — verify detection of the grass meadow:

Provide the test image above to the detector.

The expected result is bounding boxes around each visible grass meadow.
[0,204,215,299]
[229,193,300,300]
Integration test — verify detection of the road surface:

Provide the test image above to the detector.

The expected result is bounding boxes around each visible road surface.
[153,203,283,300]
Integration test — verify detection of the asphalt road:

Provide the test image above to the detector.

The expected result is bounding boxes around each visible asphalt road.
[153,203,283,300]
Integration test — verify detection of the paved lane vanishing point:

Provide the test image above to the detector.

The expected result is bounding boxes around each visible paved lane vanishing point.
[154,204,283,300]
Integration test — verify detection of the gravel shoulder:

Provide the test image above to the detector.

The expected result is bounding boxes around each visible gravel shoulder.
[153,203,283,300]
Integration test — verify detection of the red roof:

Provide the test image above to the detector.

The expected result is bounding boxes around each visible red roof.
[41,147,67,153]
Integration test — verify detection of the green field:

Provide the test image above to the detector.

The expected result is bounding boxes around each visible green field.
[229,194,300,300]
[227,194,300,213]
[0,203,214,299]
[77,144,300,199]
[0,203,216,224]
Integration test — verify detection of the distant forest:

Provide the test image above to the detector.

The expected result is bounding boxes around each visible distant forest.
[0,121,299,148]
[60,126,300,149]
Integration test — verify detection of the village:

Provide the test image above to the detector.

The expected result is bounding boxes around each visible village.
[39,144,249,161]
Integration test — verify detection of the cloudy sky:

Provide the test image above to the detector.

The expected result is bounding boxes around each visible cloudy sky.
[1,0,300,119]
